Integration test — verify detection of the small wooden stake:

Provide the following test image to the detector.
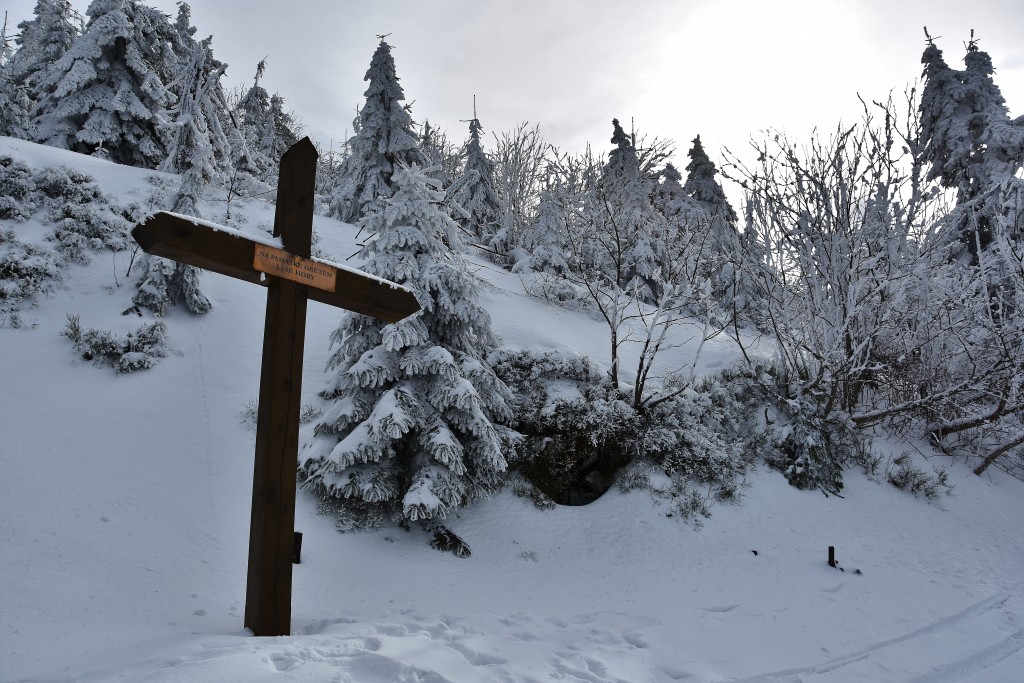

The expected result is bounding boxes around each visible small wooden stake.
[828,545,837,568]
[293,531,303,565]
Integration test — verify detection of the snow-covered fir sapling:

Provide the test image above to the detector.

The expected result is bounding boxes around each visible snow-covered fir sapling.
[133,255,210,315]
[301,163,518,548]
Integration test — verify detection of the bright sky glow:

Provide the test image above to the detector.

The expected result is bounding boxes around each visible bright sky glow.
[5,0,1024,165]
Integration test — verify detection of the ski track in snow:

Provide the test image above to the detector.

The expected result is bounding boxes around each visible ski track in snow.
[721,593,1024,683]
[194,337,217,516]
[76,611,684,682]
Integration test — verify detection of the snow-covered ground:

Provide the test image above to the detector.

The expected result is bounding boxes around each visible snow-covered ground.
[2,137,1023,682]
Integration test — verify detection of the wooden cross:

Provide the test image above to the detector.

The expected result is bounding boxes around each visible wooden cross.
[131,138,419,637]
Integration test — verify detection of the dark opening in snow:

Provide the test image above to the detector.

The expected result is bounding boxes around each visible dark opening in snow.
[561,465,613,506]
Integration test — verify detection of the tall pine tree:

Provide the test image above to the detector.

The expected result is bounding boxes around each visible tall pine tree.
[132,6,234,317]
[329,40,423,223]
[302,164,514,525]
[160,35,231,202]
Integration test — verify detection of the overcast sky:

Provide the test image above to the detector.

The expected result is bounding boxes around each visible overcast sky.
[6,0,1024,171]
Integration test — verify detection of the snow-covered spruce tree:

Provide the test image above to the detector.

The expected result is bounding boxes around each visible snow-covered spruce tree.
[232,59,274,177]
[166,2,232,174]
[32,0,178,167]
[516,188,570,275]
[301,163,516,532]
[161,35,230,205]
[133,32,231,317]
[329,40,423,224]
[655,162,702,224]
[682,135,740,302]
[654,161,710,274]
[683,135,737,224]
[453,115,501,243]
[231,59,301,183]
[8,0,79,105]
[0,20,33,138]
[601,118,666,305]
[920,32,1024,260]
[915,34,1024,476]
[654,160,743,319]
[219,60,272,205]
[418,120,461,188]
[266,94,300,164]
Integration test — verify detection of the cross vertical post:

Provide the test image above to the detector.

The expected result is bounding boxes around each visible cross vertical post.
[244,139,317,637]
[130,137,419,638]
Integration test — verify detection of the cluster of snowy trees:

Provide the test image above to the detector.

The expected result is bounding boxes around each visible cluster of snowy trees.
[4,6,1023,530]
[1,0,302,314]
[1,1,299,180]
[723,32,1024,488]
[301,42,516,536]
[300,34,1024,533]
[298,39,751,534]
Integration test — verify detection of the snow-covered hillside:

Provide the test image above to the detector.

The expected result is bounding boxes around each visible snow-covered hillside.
[2,137,1023,682]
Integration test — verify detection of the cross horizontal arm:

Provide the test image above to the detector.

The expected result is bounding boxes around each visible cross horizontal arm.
[132,212,420,323]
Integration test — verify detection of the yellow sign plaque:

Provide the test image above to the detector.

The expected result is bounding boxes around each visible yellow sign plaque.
[253,244,337,292]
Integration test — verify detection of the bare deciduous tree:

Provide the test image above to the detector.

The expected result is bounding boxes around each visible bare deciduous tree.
[725,93,1024,483]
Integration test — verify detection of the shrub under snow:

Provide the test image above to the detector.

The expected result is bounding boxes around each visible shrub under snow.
[60,313,168,373]
[492,349,760,520]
